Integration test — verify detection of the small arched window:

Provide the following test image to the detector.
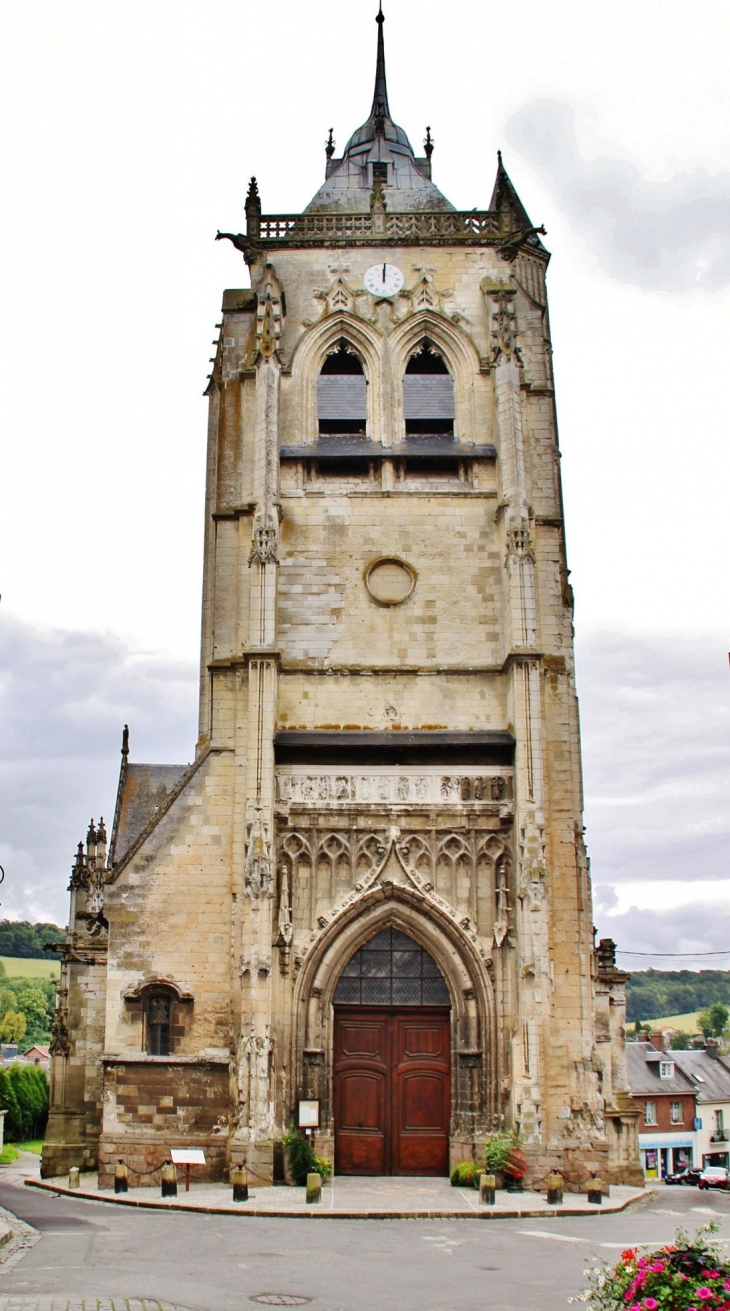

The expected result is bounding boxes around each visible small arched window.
[318,340,367,436]
[145,992,172,1056]
[403,340,454,437]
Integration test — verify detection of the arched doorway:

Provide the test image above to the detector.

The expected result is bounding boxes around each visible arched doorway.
[333,926,451,1176]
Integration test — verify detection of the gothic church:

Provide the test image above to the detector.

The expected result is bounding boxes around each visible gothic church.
[43,7,641,1188]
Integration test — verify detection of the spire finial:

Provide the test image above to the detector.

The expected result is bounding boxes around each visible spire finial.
[325,128,335,161]
[370,0,390,124]
[424,126,434,160]
[121,723,129,760]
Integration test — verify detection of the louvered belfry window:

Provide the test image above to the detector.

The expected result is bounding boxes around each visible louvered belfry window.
[403,341,454,436]
[334,927,450,1006]
[318,341,367,435]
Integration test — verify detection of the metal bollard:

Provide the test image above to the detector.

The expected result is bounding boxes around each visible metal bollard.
[68,1167,80,1190]
[161,1160,177,1198]
[546,1172,563,1205]
[114,1160,128,1194]
[232,1166,249,1203]
[480,1173,496,1205]
[306,1172,322,1204]
[586,1174,605,1205]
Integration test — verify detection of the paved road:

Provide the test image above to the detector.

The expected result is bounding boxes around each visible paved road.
[1,1179,730,1311]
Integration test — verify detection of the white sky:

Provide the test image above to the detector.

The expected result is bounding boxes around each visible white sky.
[1,0,729,948]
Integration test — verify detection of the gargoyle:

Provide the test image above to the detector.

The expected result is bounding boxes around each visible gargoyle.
[496,225,547,262]
[216,230,250,254]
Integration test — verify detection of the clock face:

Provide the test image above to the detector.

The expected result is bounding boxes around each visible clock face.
[364,263,404,298]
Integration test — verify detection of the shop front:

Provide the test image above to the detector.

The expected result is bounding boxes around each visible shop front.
[639,1133,695,1179]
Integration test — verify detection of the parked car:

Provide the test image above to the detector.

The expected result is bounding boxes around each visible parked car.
[698,1166,729,1190]
[665,1166,702,1186]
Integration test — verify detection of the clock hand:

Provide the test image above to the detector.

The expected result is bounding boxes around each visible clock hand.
[383,263,386,285]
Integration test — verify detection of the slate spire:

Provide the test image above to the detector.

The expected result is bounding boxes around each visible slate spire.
[370,2,391,126]
[490,150,534,231]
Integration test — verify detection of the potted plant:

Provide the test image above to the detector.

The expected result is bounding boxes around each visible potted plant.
[483,1131,518,1188]
[450,1161,479,1187]
[571,1224,730,1311]
[281,1132,332,1186]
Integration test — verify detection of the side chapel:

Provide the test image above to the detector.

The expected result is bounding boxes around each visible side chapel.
[43,7,642,1188]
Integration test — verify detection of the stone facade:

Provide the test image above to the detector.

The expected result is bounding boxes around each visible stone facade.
[42,8,640,1189]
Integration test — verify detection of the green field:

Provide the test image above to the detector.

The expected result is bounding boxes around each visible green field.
[648,1010,701,1033]
[0,957,59,979]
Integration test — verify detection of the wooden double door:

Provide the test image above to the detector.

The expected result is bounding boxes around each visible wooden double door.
[333,1007,450,1176]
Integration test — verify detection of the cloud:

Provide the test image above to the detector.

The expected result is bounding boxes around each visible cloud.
[578,627,730,893]
[595,900,730,967]
[0,615,197,924]
[506,99,730,291]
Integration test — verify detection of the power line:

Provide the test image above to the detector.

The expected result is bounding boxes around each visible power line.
[616,949,730,958]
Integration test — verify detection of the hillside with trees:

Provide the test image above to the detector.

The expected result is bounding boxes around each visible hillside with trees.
[626,970,730,1023]
[0,920,64,958]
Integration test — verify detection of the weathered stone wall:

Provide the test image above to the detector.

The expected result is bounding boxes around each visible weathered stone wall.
[97,1058,229,1188]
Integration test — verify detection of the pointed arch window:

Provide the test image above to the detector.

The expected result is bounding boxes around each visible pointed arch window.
[403,340,454,436]
[318,340,367,436]
[334,927,450,1005]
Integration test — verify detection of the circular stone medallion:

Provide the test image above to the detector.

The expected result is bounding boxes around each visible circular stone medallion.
[364,557,417,607]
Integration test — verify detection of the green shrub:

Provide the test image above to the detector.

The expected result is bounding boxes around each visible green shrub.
[0,1144,19,1165]
[483,1131,517,1173]
[450,1160,478,1186]
[0,1065,48,1142]
[281,1131,317,1185]
[0,1069,23,1141]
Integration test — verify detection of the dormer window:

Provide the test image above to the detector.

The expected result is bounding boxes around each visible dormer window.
[403,341,454,436]
[659,1061,675,1079]
[318,341,366,436]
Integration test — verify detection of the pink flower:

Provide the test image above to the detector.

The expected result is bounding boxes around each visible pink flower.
[724,1282,730,1293]
[697,1290,715,1301]
[643,1300,658,1310]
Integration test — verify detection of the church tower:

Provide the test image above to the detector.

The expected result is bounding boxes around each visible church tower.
[42,8,641,1188]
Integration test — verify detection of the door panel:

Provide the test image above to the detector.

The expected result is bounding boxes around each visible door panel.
[334,1013,388,1176]
[392,1013,450,1176]
[334,1007,450,1176]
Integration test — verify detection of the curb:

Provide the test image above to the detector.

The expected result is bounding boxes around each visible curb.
[24,1178,652,1220]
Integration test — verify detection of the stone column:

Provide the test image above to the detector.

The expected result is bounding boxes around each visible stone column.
[487,280,550,1154]
[232,275,282,1182]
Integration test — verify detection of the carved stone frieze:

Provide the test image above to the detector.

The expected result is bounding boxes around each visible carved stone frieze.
[276,768,513,809]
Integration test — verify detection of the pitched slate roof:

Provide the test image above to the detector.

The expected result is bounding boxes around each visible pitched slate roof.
[671,1049,730,1103]
[109,762,188,866]
[626,1042,697,1097]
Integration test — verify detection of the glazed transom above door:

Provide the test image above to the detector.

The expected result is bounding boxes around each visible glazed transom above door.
[334,927,450,1006]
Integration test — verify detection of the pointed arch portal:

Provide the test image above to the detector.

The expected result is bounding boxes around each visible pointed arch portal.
[333,925,451,1176]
